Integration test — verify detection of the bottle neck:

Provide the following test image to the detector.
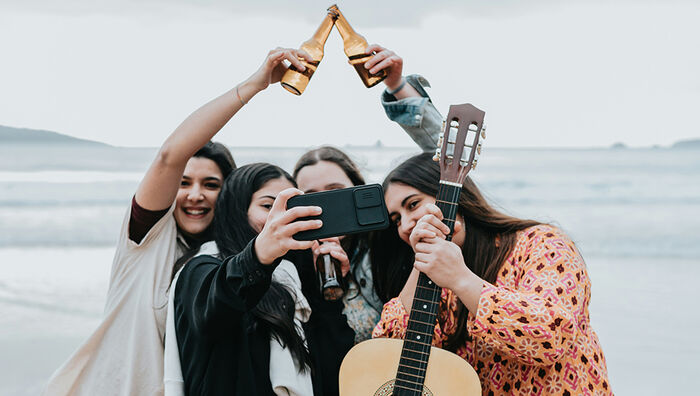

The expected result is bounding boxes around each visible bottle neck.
[328,6,367,57]
[331,9,357,40]
[311,13,336,45]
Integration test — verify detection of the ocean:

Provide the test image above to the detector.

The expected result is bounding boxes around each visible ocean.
[0,144,698,395]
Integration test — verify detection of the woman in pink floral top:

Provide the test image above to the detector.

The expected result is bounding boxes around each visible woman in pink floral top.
[370,153,612,395]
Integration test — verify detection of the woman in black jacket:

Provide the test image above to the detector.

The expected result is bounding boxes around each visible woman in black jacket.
[173,163,354,396]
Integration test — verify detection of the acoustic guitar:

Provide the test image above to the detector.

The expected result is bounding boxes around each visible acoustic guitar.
[338,103,487,396]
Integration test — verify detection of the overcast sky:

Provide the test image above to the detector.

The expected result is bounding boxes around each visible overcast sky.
[1,1,698,148]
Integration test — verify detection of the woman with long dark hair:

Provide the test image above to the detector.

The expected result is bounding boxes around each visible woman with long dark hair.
[371,153,612,395]
[45,47,313,396]
[292,44,444,343]
[172,163,354,396]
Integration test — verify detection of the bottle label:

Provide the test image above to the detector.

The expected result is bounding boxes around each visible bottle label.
[289,60,320,79]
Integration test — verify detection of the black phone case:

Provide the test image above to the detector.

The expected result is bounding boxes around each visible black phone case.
[287,184,390,241]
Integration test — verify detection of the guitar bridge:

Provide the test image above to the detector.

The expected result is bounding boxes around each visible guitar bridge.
[374,379,434,396]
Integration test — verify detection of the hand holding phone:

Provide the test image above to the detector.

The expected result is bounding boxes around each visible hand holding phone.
[287,184,390,241]
[254,188,321,264]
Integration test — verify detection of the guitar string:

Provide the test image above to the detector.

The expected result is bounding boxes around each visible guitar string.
[403,183,446,392]
[399,181,462,394]
[415,183,450,387]
[413,182,459,393]
[395,183,449,393]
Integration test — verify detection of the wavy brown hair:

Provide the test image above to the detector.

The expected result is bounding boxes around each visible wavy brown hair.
[370,152,541,351]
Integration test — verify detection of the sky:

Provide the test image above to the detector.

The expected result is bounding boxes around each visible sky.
[1,0,699,148]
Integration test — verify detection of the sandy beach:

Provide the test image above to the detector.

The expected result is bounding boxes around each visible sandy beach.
[1,247,698,395]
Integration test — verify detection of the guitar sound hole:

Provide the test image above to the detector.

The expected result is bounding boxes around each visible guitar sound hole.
[374,379,433,396]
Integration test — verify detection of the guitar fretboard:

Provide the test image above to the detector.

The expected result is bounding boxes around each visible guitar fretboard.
[393,181,462,396]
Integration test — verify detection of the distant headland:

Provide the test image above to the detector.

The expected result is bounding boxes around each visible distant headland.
[2,124,699,150]
[0,125,110,147]
[670,139,700,149]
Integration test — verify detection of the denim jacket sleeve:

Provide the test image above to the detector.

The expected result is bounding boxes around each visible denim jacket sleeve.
[381,74,443,152]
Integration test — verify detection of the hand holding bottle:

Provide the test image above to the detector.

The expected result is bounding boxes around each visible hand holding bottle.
[330,4,387,88]
[312,238,351,277]
[281,11,337,95]
[363,44,404,91]
[244,47,314,94]
[362,44,422,99]
[312,238,350,301]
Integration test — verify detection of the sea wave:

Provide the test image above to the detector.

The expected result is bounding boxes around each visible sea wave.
[0,147,698,259]
[0,171,143,183]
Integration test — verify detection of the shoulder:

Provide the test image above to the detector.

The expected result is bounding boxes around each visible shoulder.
[514,224,586,274]
[272,260,302,290]
[178,254,222,281]
[516,224,576,251]
[123,201,177,249]
[512,225,583,264]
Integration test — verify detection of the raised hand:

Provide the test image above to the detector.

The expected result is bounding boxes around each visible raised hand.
[254,188,322,265]
[363,44,404,91]
[245,48,314,93]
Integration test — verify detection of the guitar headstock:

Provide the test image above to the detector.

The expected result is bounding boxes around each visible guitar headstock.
[433,103,486,185]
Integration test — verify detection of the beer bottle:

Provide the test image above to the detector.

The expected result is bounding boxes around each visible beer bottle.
[328,4,387,88]
[316,248,345,301]
[280,11,337,95]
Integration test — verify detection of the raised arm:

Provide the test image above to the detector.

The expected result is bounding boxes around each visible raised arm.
[135,48,313,211]
[364,44,442,152]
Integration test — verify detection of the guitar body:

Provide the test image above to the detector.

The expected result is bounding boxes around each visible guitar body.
[339,339,481,396]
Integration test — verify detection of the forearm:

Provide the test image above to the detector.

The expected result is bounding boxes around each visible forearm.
[381,74,442,152]
[135,79,260,210]
[187,239,275,331]
[385,76,422,100]
[163,79,258,161]
[451,271,487,314]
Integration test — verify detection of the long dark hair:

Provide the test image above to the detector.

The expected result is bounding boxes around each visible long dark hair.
[214,162,311,372]
[370,152,541,351]
[174,141,236,274]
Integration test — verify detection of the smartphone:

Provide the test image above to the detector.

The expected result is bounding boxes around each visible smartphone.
[287,184,390,241]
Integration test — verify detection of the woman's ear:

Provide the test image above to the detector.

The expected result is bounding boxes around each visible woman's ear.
[453,219,464,235]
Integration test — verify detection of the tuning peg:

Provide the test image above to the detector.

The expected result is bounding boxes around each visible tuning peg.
[433,148,441,162]
[441,118,447,131]
[477,143,482,155]
[471,158,478,170]
[480,123,487,139]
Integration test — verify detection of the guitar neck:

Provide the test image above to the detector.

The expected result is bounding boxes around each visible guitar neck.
[393,181,462,396]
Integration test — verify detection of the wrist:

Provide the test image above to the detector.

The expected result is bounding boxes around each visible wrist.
[237,79,261,103]
[453,268,480,295]
[253,237,275,265]
[452,269,484,313]
[385,76,406,94]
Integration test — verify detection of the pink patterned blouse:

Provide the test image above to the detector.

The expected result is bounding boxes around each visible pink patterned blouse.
[372,225,612,396]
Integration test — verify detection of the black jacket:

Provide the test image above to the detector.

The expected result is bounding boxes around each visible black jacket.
[174,239,354,395]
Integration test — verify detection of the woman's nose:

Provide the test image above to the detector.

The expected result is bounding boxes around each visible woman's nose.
[187,184,204,200]
[399,217,415,237]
